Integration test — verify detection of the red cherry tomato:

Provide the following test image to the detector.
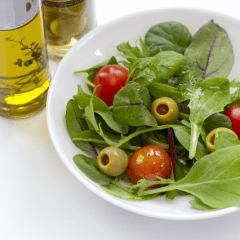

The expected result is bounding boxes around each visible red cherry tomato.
[224,104,240,138]
[127,145,172,184]
[93,64,130,106]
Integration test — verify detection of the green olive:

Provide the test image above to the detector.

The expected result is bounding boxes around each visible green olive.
[151,97,179,124]
[97,147,129,176]
[206,127,237,152]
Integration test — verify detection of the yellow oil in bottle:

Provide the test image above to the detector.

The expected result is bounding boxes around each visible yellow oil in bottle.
[0,12,51,119]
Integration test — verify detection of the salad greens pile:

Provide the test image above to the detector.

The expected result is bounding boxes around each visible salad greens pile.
[66,20,240,211]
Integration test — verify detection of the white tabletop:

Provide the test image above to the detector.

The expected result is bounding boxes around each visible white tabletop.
[1,1,240,239]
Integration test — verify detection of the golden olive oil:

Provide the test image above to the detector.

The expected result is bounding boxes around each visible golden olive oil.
[42,0,96,60]
[0,2,51,119]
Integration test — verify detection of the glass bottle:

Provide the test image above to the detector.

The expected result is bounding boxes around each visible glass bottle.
[42,0,97,61]
[0,0,51,119]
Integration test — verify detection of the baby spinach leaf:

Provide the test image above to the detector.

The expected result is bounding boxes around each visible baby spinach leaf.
[144,21,192,56]
[184,20,234,80]
[98,124,121,146]
[112,82,157,127]
[117,37,150,64]
[73,154,113,185]
[139,145,240,209]
[148,82,186,103]
[214,131,240,150]
[74,86,128,134]
[66,99,89,137]
[66,99,98,157]
[95,110,128,134]
[84,104,99,131]
[72,130,106,145]
[188,78,230,159]
[74,56,118,89]
[73,85,109,111]
[203,112,232,133]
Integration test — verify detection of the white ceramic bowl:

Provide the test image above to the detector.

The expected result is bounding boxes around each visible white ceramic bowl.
[47,8,240,220]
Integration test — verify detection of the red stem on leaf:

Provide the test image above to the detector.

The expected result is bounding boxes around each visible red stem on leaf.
[168,128,178,180]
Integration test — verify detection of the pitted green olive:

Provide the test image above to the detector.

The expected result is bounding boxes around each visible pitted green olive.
[206,127,238,152]
[97,147,129,176]
[151,97,179,124]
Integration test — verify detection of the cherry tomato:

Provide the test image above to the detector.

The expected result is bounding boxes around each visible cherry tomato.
[93,64,130,106]
[127,145,172,184]
[224,104,240,138]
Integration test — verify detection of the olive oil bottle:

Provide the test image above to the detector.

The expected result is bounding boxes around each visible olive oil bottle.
[42,0,97,60]
[0,0,51,119]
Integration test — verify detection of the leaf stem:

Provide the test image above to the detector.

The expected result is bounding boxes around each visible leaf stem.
[110,180,132,193]
[114,125,172,148]
[168,128,177,179]
[189,122,200,159]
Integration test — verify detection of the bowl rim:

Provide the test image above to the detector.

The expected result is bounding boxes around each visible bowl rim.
[46,7,240,220]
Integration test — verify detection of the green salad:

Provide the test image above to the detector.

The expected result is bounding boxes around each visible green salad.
[65,20,240,211]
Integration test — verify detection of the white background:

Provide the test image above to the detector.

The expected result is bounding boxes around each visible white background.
[1,0,240,239]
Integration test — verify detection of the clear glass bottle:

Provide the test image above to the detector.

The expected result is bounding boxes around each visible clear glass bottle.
[0,0,51,119]
[42,0,97,61]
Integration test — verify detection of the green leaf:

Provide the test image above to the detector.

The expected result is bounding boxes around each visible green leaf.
[131,177,175,195]
[172,125,208,161]
[214,131,240,150]
[66,100,97,156]
[101,183,157,201]
[184,20,234,80]
[72,130,105,144]
[73,154,113,185]
[144,21,192,56]
[128,51,185,85]
[74,56,118,89]
[230,74,240,102]
[203,112,232,133]
[148,82,186,103]
[141,132,169,149]
[188,78,231,159]
[114,125,172,148]
[73,86,128,134]
[112,82,157,127]
[73,85,109,111]
[95,110,128,134]
[190,197,216,211]
[98,124,121,146]
[139,145,240,209]
[117,37,150,63]
[189,78,230,125]
[84,105,99,131]
[66,100,89,137]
